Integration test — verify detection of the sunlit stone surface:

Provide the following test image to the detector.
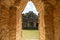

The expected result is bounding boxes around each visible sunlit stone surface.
[0,0,60,40]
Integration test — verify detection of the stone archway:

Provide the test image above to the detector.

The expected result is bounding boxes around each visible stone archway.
[16,0,45,40]
[0,0,60,40]
[15,0,54,40]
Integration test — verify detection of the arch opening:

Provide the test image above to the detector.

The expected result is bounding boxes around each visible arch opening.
[21,1,39,40]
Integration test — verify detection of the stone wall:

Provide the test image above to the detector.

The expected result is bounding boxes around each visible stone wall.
[0,4,9,40]
[0,0,60,40]
[53,1,60,40]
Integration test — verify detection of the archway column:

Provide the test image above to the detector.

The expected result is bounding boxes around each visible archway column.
[9,6,17,40]
[42,1,54,40]
[9,5,24,40]
[32,0,54,40]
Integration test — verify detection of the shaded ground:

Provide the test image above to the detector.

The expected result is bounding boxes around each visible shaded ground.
[22,30,39,40]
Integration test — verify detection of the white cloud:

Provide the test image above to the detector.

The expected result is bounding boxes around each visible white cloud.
[22,1,38,15]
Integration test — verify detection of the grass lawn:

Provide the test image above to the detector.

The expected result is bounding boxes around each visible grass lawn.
[22,30,39,40]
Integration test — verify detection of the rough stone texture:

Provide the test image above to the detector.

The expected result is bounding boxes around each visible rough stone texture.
[44,1,55,40]
[0,0,60,40]
[53,1,60,40]
[33,0,55,40]
[0,4,9,40]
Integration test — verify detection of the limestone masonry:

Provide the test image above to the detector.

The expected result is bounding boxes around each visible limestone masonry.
[0,0,60,40]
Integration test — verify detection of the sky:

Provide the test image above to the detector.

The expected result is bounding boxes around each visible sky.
[22,1,38,15]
